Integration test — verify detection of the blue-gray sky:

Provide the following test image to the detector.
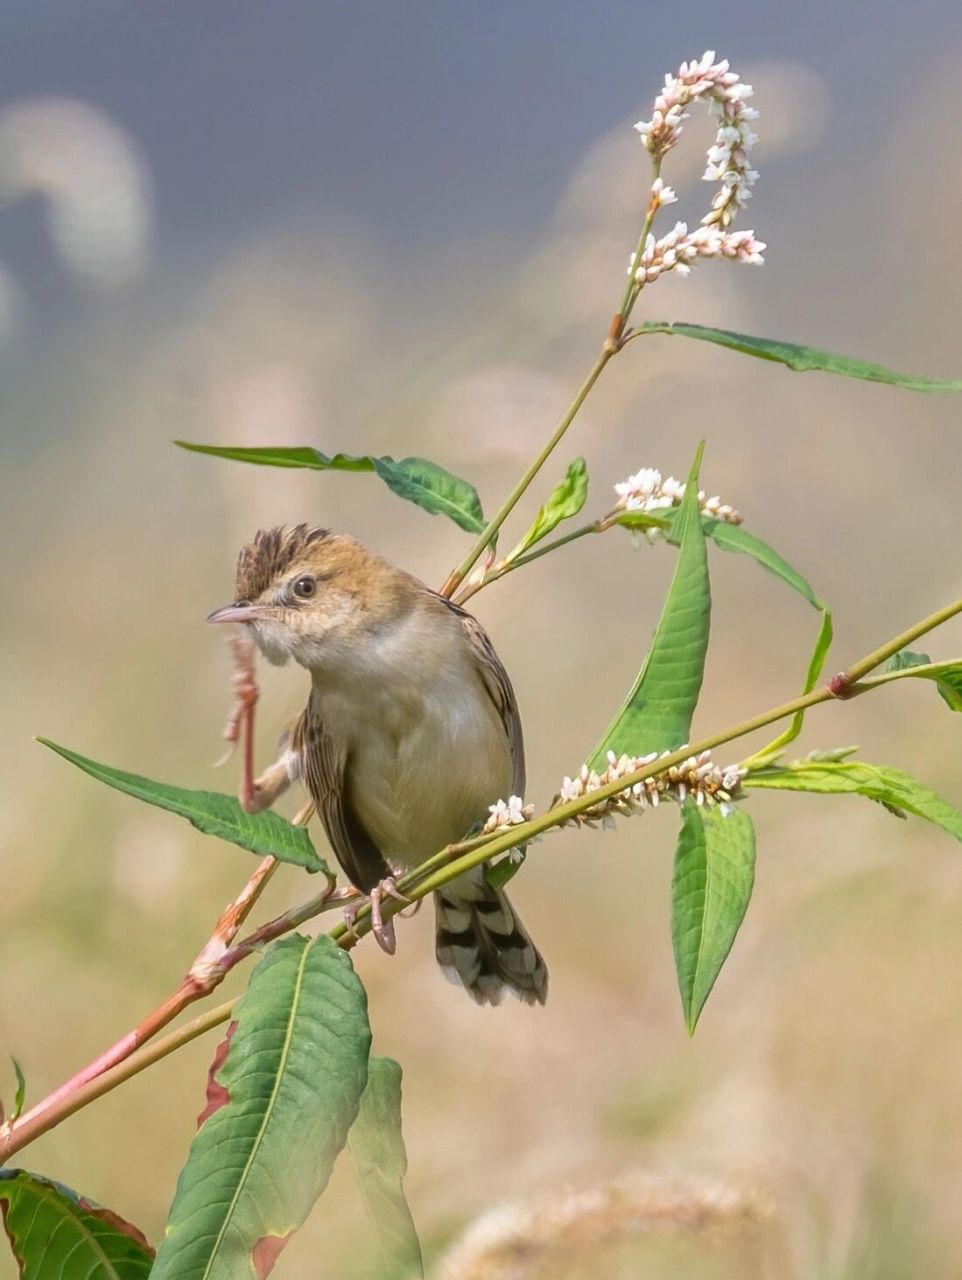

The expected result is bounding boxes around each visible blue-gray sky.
[0,0,957,324]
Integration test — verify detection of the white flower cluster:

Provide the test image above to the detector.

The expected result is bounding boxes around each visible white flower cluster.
[630,222,765,284]
[635,52,759,223]
[631,51,762,279]
[557,749,746,829]
[482,794,535,835]
[613,467,742,525]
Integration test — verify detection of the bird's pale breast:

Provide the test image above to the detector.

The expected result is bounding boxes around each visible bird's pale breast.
[313,608,513,867]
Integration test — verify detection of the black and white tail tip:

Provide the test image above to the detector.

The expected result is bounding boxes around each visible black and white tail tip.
[434,869,548,1006]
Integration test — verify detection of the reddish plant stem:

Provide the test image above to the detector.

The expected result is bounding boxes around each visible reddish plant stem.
[7,855,278,1141]
[0,874,351,1163]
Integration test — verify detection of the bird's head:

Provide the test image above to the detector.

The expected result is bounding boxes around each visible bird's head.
[207,525,393,669]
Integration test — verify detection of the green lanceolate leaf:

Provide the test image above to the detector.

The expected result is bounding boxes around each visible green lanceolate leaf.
[507,458,588,561]
[152,935,372,1280]
[744,759,962,841]
[746,607,834,768]
[38,739,328,875]
[9,1057,25,1123]
[175,442,485,534]
[873,651,962,712]
[668,505,832,763]
[671,803,756,1035]
[591,444,710,766]
[348,1058,424,1280]
[665,515,824,611]
[0,1170,154,1279]
[632,323,962,393]
[373,457,485,534]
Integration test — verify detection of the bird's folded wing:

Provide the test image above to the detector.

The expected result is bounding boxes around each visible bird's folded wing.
[292,707,392,893]
[452,606,526,797]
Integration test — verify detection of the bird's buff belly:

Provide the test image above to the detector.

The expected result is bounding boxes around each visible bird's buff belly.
[348,720,512,868]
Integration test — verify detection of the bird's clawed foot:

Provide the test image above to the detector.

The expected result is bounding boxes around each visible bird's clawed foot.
[343,877,411,955]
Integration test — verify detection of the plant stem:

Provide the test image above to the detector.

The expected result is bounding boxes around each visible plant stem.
[338,594,962,927]
[0,887,354,1165]
[440,348,614,598]
[3,855,278,1146]
[838,598,962,685]
[454,519,603,604]
[855,659,962,692]
[442,159,666,603]
[616,157,662,326]
[441,161,668,601]
[0,1001,238,1159]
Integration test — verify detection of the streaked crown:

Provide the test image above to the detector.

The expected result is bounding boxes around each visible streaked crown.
[235,525,332,602]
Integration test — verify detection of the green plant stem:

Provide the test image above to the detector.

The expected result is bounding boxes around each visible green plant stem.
[440,348,614,597]
[616,157,662,325]
[455,519,603,603]
[336,594,962,930]
[439,156,664,601]
[841,599,962,683]
[0,1001,238,1161]
[455,503,671,604]
[855,660,962,691]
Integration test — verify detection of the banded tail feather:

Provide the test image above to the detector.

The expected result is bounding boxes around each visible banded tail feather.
[434,867,548,1006]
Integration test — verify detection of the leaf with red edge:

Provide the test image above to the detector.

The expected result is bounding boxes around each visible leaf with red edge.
[251,1234,293,1279]
[0,1169,153,1278]
[196,1022,237,1127]
[151,935,371,1280]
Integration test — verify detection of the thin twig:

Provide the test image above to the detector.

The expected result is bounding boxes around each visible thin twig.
[5,856,279,1144]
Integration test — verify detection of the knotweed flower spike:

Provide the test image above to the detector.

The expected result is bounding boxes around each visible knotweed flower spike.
[482,794,535,834]
[611,466,742,541]
[630,51,764,284]
[556,750,747,829]
[629,223,766,284]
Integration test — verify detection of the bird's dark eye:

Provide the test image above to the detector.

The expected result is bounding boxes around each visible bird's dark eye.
[292,575,316,600]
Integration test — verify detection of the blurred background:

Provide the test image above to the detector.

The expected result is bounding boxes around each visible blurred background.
[1,3,961,1276]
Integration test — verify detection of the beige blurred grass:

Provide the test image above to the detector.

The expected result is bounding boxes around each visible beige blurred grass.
[2,56,962,1280]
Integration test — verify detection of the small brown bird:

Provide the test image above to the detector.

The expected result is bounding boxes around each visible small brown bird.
[208,524,548,1006]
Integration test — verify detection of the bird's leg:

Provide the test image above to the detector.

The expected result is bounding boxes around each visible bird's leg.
[219,634,294,815]
[219,634,258,756]
[243,754,294,816]
[343,877,411,955]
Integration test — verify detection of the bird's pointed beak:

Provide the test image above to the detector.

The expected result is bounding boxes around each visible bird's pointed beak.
[206,602,271,625]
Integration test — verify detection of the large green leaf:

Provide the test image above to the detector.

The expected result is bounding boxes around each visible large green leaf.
[671,803,756,1034]
[744,759,962,840]
[152,934,371,1280]
[347,1058,423,1280]
[0,1170,153,1279]
[175,442,485,534]
[591,444,710,766]
[38,739,328,875]
[633,322,962,393]
[507,458,588,561]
